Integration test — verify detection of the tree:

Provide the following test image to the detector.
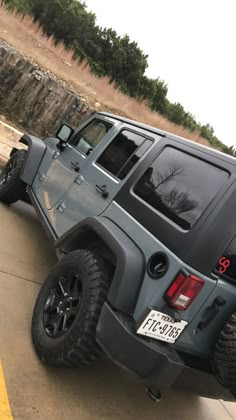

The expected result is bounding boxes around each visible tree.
[2,0,233,157]
[139,76,168,113]
[163,189,197,216]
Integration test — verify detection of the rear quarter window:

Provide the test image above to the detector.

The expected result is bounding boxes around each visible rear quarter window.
[134,147,229,230]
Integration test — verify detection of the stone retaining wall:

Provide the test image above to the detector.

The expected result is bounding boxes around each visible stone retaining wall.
[0,40,91,138]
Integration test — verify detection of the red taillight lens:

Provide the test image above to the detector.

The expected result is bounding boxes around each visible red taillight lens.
[165,272,204,310]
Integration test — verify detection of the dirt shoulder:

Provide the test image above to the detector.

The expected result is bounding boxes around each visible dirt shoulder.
[0,116,23,166]
[0,8,102,111]
[0,6,210,147]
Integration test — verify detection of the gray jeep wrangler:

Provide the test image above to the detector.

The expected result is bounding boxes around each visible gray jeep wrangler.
[1,112,236,400]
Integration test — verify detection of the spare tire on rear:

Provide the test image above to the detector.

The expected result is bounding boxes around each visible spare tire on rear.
[213,312,236,396]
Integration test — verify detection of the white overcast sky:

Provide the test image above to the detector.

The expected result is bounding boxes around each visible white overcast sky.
[85,0,236,147]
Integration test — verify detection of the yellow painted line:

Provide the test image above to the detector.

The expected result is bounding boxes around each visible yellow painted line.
[0,361,13,420]
[0,119,22,136]
[43,191,56,225]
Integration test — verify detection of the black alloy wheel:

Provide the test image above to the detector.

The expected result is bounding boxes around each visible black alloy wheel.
[32,249,111,367]
[43,272,82,338]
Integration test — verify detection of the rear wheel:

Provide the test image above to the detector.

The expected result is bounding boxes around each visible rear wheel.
[213,312,236,395]
[0,150,27,204]
[31,249,111,367]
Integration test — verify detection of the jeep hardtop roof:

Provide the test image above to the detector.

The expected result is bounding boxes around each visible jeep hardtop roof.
[98,112,236,166]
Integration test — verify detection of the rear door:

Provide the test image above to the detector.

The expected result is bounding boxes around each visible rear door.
[53,126,154,234]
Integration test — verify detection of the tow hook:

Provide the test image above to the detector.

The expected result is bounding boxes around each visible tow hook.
[146,387,162,402]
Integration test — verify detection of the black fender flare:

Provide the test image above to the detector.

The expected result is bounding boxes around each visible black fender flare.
[19,134,46,185]
[55,217,146,315]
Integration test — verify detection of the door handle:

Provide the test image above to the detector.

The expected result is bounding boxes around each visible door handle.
[95,184,109,198]
[71,161,80,173]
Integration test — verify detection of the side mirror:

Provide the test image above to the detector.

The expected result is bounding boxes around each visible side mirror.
[56,124,74,149]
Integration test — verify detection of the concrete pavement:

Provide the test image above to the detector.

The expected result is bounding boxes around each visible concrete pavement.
[0,201,236,419]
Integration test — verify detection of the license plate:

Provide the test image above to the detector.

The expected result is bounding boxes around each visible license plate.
[137,310,188,344]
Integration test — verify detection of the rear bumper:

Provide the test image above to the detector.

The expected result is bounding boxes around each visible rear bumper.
[96,303,184,389]
[96,303,235,400]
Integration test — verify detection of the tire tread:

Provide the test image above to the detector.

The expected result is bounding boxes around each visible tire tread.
[213,312,236,394]
[0,150,27,204]
[32,249,111,368]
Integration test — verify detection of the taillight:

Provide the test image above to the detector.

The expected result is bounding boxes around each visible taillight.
[165,272,204,310]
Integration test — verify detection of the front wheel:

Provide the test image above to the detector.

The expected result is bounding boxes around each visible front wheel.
[0,150,27,204]
[31,249,111,367]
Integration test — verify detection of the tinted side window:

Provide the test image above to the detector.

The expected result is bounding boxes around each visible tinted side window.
[97,130,151,180]
[134,147,228,230]
[71,119,112,155]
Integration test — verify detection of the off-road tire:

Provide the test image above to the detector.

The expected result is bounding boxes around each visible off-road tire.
[213,312,236,395]
[31,249,111,367]
[0,150,27,204]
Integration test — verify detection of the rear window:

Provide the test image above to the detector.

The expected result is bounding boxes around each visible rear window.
[134,147,228,230]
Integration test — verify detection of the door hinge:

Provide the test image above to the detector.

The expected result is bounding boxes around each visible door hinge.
[75,174,84,185]
[57,202,66,213]
[39,173,45,182]
[52,150,60,159]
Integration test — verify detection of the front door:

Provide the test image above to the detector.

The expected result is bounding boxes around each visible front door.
[33,117,116,212]
[53,126,154,234]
